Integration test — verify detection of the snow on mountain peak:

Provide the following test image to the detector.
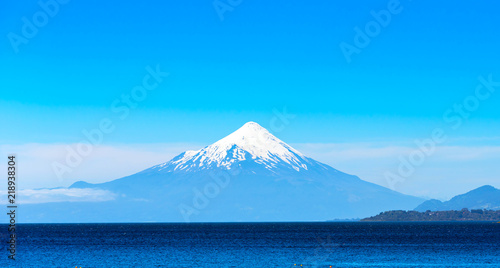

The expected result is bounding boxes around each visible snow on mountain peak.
[210,121,304,160]
[153,122,310,173]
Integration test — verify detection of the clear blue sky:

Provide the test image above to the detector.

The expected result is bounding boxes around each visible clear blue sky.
[1,0,499,197]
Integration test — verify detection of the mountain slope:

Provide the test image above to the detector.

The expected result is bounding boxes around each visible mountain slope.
[21,122,424,223]
[415,185,500,212]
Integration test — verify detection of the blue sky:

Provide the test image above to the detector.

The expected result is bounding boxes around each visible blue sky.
[1,0,500,198]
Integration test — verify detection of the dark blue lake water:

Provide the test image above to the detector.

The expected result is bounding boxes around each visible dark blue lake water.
[1,222,499,267]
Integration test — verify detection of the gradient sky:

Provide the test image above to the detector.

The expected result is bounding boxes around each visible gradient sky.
[1,0,500,199]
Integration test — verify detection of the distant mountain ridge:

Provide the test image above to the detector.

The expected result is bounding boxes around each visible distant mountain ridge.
[415,185,500,212]
[22,122,424,223]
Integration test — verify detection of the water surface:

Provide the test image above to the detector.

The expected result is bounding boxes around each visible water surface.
[1,222,499,267]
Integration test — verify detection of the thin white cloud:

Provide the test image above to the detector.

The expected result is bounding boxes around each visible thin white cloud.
[292,143,500,162]
[0,143,203,189]
[0,188,116,204]
[293,143,412,160]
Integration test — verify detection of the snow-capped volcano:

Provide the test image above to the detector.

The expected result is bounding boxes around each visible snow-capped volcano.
[152,122,313,173]
[27,121,425,223]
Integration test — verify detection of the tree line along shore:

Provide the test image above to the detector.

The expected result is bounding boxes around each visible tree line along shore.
[361,208,500,222]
